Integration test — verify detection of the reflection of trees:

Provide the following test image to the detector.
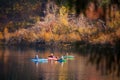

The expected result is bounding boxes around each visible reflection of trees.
[86,45,120,77]
[0,47,46,80]
[1,45,120,80]
[0,47,5,80]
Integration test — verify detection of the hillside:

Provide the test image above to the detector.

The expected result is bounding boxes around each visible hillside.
[0,0,120,46]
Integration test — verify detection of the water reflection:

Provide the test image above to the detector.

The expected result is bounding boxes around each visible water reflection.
[85,46,120,79]
[0,46,120,80]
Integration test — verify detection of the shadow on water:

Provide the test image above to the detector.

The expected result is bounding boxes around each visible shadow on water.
[76,44,120,78]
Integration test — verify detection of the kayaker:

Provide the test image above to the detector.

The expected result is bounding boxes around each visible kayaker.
[57,56,64,62]
[35,55,39,59]
[61,56,64,59]
[48,53,54,58]
[66,52,68,56]
[48,53,58,60]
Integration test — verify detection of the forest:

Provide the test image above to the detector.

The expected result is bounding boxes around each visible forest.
[0,0,120,46]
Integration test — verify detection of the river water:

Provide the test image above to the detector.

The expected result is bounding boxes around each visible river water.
[0,46,119,80]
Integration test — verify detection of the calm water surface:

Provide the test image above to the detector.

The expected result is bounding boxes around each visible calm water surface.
[0,46,120,80]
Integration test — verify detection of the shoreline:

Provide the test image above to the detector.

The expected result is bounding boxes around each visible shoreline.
[0,39,119,49]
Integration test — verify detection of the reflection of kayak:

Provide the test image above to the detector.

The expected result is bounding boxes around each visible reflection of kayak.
[31,58,48,63]
[64,56,74,58]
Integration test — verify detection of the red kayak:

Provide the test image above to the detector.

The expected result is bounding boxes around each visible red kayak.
[48,56,58,60]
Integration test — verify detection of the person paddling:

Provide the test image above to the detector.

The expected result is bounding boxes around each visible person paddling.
[35,55,39,59]
[48,53,54,58]
[48,53,58,60]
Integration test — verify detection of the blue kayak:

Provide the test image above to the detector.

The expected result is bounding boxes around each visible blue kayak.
[31,58,48,63]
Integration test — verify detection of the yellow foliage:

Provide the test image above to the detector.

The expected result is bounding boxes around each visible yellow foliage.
[4,21,13,28]
[60,6,68,16]
[115,11,120,18]
[0,32,3,39]
[60,17,68,25]
[59,6,68,26]
[39,31,45,39]
[78,27,98,37]
[35,16,40,22]
[52,25,58,33]
[107,11,120,28]
[116,28,120,38]
[44,32,53,41]
[13,3,23,11]
[91,33,113,44]
[59,34,67,42]
[4,27,10,41]
[53,34,60,41]
[78,27,85,33]
[108,22,114,28]
[69,32,81,41]
[19,31,37,42]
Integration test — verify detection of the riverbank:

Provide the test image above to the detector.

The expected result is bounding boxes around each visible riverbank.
[0,37,120,52]
[1,27,120,48]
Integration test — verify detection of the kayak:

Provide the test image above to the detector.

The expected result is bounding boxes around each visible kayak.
[63,56,74,59]
[31,58,48,63]
[57,58,66,62]
[48,57,58,60]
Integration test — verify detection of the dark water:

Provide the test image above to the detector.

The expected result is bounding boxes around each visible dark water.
[0,46,120,80]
